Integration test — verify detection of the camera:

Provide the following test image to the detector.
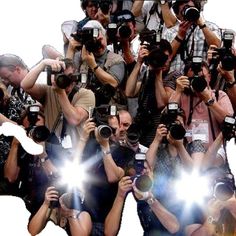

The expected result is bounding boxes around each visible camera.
[71,28,101,53]
[182,5,200,21]
[49,173,83,210]
[107,22,132,42]
[187,57,207,92]
[26,105,50,143]
[160,103,186,140]
[46,66,78,89]
[214,31,236,71]
[221,116,236,141]
[126,124,140,146]
[213,174,235,201]
[89,105,117,139]
[131,153,153,193]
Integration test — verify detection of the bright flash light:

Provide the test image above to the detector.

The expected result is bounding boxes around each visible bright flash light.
[60,161,87,190]
[175,170,210,206]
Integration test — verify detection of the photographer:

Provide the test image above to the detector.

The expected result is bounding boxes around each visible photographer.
[169,59,234,149]
[21,58,95,165]
[3,106,56,213]
[28,186,92,236]
[67,20,125,106]
[164,0,221,73]
[125,39,175,147]
[104,164,180,236]
[136,103,208,235]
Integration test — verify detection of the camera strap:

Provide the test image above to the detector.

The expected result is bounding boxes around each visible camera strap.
[187,94,201,126]
[180,25,197,62]
[207,108,216,141]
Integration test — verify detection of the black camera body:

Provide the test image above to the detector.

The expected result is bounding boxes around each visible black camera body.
[160,103,186,140]
[131,152,153,193]
[215,31,236,71]
[89,105,117,139]
[27,105,50,143]
[187,57,207,93]
[46,66,78,89]
[107,22,132,42]
[72,28,101,53]
[182,5,200,21]
[221,116,236,141]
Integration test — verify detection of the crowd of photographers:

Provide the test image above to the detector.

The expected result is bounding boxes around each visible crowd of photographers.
[0,0,236,235]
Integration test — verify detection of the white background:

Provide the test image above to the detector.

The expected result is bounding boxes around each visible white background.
[0,0,236,235]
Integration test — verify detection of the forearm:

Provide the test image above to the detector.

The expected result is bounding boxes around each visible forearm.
[0,114,14,125]
[169,90,182,104]
[175,144,194,169]
[151,199,180,234]
[121,41,135,65]
[227,86,236,111]
[104,196,125,236]
[4,142,20,182]
[161,3,177,28]
[155,74,169,109]
[28,203,49,236]
[146,139,160,170]
[131,0,144,17]
[21,60,45,90]
[190,222,216,236]
[125,61,142,97]
[92,66,118,88]
[57,90,86,126]
[201,27,221,47]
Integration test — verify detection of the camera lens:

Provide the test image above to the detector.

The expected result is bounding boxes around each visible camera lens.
[169,123,186,140]
[134,174,153,192]
[97,125,112,138]
[190,75,207,92]
[183,6,200,21]
[118,25,132,39]
[55,74,72,89]
[29,125,50,143]
[214,181,234,201]
[221,55,235,71]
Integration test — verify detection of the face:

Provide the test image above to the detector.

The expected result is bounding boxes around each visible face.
[162,51,171,73]
[119,111,132,140]
[108,116,120,143]
[0,66,22,88]
[85,1,98,20]
[93,30,107,56]
[126,21,136,40]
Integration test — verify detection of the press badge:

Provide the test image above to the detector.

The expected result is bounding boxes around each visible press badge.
[191,120,209,143]
[61,135,72,149]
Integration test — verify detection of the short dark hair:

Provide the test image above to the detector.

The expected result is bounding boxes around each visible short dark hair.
[114,9,136,25]
[81,0,98,11]
[159,39,173,55]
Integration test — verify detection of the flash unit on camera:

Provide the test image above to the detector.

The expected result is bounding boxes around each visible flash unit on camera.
[93,28,99,38]
[168,103,178,110]
[224,116,236,125]
[108,23,117,29]
[81,73,87,84]
[110,105,117,116]
[29,105,40,113]
[192,56,202,64]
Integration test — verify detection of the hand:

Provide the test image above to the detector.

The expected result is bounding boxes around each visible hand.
[44,186,59,206]
[178,21,192,39]
[117,176,133,199]
[155,124,168,142]
[197,87,212,102]
[176,76,190,93]
[207,198,225,221]
[95,127,110,149]
[207,45,219,64]
[95,8,111,26]
[217,63,235,83]
[81,45,96,69]
[137,45,149,64]
[80,118,96,142]
[42,58,65,72]
[68,34,82,51]
[167,132,183,147]
[133,183,152,201]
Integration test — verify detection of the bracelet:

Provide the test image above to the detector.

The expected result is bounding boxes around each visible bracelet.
[199,24,207,29]
[68,212,80,219]
[102,149,111,156]
[93,65,99,72]
[174,35,183,43]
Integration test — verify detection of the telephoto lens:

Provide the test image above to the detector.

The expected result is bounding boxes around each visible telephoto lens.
[182,5,200,21]
[169,123,186,140]
[97,125,113,139]
[29,126,50,143]
[55,74,72,89]
[134,174,153,192]
[214,179,235,201]
[190,75,207,92]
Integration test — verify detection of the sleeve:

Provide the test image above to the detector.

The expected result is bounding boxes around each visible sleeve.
[108,61,126,84]
[217,91,234,116]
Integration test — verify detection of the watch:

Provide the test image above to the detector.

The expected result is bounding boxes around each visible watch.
[207,216,217,225]
[102,149,111,156]
[146,197,156,205]
[205,98,215,106]
[40,156,49,163]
